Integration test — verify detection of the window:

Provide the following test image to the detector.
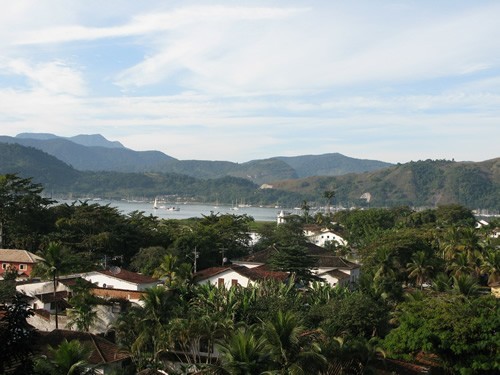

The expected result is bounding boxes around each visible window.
[1,263,7,270]
[217,278,224,287]
[19,264,26,270]
[112,303,121,313]
[231,279,238,286]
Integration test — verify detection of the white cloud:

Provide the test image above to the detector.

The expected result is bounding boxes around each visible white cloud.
[0,1,499,164]
[1,59,86,96]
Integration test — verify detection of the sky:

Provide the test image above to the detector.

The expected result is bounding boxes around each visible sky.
[0,0,499,163]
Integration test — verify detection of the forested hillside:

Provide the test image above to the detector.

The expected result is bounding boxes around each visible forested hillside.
[1,133,390,183]
[1,142,499,209]
[271,158,500,210]
[0,143,303,206]
[276,153,392,177]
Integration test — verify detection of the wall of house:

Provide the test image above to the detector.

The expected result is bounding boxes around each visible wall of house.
[1,261,36,277]
[81,272,156,291]
[91,287,145,304]
[17,280,67,296]
[201,271,253,289]
[318,274,350,287]
[309,232,347,247]
[28,311,69,332]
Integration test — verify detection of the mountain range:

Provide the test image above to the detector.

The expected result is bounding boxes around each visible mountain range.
[1,133,499,210]
[0,133,391,183]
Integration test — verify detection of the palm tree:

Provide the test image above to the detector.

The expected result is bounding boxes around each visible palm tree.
[259,310,326,374]
[452,274,480,297]
[34,242,72,329]
[216,326,270,375]
[323,190,335,216]
[67,279,99,332]
[406,251,434,289]
[440,226,462,261]
[430,272,451,292]
[33,339,95,375]
[300,200,310,224]
[481,248,500,284]
[153,254,192,288]
[447,252,474,278]
[373,247,396,285]
[128,286,174,370]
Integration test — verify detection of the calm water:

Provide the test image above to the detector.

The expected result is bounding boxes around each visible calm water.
[55,199,290,222]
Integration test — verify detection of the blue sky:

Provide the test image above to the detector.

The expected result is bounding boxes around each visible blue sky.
[1,0,499,163]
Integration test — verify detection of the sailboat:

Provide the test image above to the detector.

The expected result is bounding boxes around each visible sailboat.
[230,200,239,211]
[153,197,158,209]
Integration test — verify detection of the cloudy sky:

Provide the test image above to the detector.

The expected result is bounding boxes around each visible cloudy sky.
[1,1,499,163]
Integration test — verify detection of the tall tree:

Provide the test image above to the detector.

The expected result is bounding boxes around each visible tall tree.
[67,279,100,332]
[0,174,53,249]
[406,251,435,289]
[33,242,74,329]
[323,190,336,216]
[153,254,192,288]
[0,292,36,374]
[301,200,311,224]
[384,295,499,374]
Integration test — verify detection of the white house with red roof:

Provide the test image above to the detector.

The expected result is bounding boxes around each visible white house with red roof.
[302,225,347,248]
[233,243,360,287]
[193,264,288,289]
[0,248,44,279]
[80,267,159,291]
[16,268,160,332]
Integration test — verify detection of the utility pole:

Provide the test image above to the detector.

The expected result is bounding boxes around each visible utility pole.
[193,247,199,273]
[220,248,227,266]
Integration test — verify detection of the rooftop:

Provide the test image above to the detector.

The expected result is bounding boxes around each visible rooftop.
[0,249,44,263]
[38,329,130,365]
[98,268,158,285]
[194,264,288,283]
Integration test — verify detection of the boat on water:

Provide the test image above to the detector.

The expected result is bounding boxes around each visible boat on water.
[167,206,180,211]
[153,198,158,209]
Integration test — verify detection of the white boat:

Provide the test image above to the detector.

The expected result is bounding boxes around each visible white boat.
[167,206,180,211]
[153,198,158,209]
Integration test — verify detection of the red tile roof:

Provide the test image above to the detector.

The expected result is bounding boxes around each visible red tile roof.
[37,329,130,365]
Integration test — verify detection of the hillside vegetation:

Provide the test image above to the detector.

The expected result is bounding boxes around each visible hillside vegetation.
[1,141,499,210]
[271,158,500,210]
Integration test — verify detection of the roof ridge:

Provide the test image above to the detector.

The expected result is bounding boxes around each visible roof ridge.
[89,333,107,363]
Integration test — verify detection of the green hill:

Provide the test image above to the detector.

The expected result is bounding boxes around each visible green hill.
[276,153,392,177]
[1,141,499,210]
[271,158,500,210]
[2,133,390,183]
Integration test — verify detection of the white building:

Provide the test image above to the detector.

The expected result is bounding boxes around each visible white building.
[193,264,288,289]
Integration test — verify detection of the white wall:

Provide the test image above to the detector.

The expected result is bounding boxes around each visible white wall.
[200,270,253,289]
[81,272,156,291]
[308,231,347,247]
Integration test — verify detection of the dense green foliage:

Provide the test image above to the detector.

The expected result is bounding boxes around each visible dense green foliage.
[1,173,500,374]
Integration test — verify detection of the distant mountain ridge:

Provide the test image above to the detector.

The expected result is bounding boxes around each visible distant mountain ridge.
[16,133,126,149]
[1,133,392,183]
[276,153,392,178]
[0,142,498,210]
